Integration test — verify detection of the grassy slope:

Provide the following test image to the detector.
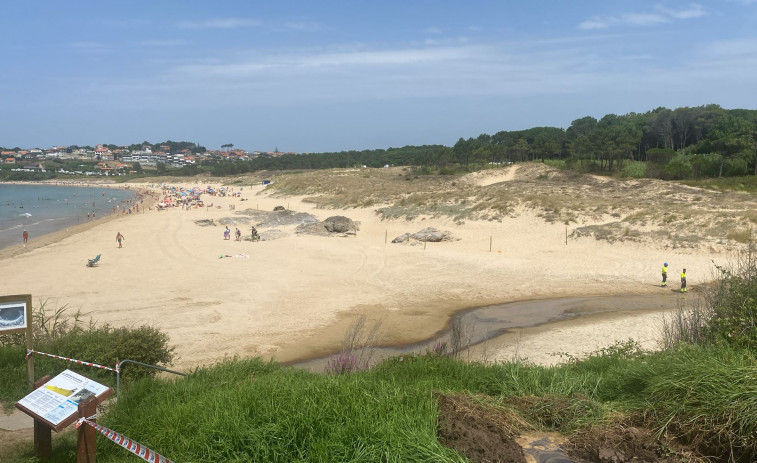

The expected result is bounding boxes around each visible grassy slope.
[3,344,756,462]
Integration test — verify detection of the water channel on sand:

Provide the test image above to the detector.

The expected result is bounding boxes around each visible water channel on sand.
[290,292,694,372]
[291,293,693,463]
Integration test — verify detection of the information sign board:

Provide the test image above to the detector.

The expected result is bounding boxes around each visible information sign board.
[16,369,113,432]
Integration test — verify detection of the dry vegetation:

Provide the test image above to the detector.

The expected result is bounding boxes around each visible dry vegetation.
[257,163,757,250]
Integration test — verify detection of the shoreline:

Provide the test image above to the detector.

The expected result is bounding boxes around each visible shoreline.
[0,182,156,260]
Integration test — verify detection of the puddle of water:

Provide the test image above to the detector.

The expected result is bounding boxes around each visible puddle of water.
[517,432,579,463]
[289,293,686,373]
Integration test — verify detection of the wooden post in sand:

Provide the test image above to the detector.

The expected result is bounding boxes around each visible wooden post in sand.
[565,226,568,245]
[385,230,387,244]
[489,236,492,252]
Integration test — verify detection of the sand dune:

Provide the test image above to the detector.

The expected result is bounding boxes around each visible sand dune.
[1,168,736,370]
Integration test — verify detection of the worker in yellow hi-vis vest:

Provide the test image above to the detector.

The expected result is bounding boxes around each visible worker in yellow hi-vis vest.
[661,262,668,287]
[680,268,687,292]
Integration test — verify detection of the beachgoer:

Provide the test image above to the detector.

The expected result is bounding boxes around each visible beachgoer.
[116,232,125,248]
[251,226,259,241]
[680,268,687,292]
[224,226,230,240]
[661,262,668,287]
[22,230,28,244]
[235,228,241,241]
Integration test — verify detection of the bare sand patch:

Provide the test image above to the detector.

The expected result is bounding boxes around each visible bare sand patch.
[466,165,521,186]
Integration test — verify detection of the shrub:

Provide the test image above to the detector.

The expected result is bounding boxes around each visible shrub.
[543,159,566,170]
[0,300,176,403]
[662,241,757,351]
[661,153,693,179]
[44,324,175,381]
[325,352,367,375]
[706,243,757,350]
[620,161,646,178]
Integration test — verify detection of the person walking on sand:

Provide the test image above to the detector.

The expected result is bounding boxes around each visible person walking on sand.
[22,230,28,244]
[235,228,241,241]
[116,232,125,248]
[661,262,668,287]
[680,268,687,292]
[224,226,230,240]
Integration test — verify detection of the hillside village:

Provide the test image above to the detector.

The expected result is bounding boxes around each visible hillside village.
[1,144,299,176]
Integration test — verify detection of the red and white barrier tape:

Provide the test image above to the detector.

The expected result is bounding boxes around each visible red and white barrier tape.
[76,418,174,463]
[25,349,119,373]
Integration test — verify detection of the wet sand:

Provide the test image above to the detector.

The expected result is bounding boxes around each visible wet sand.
[289,293,696,371]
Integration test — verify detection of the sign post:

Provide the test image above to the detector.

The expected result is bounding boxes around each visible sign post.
[32,374,52,459]
[77,396,98,463]
[16,370,113,460]
[0,294,33,386]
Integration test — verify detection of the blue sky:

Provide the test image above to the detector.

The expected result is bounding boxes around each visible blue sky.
[2,1,756,153]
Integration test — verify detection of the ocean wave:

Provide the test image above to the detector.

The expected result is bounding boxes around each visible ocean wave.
[0,306,25,328]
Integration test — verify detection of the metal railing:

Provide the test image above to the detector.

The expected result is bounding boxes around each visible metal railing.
[116,359,187,397]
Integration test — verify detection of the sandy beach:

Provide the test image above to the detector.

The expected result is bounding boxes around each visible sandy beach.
[1,167,737,370]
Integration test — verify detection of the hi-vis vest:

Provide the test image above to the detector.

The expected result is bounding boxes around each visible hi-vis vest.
[662,266,667,274]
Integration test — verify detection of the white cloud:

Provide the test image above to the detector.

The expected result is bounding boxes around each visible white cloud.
[423,27,443,34]
[621,13,668,26]
[111,40,625,107]
[177,18,261,29]
[657,3,707,19]
[578,4,707,30]
[577,17,613,30]
[76,28,755,121]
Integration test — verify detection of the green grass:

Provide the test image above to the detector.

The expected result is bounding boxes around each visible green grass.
[4,344,757,462]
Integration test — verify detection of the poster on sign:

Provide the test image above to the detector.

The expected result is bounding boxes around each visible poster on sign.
[0,300,28,332]
[0,294,34,385]
[16,369,112,432]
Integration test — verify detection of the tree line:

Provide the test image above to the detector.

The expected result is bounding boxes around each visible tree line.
[3,104,756,181]
[209,104,757,180]
[449,104,757,179]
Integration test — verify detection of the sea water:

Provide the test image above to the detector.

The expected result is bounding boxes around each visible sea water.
[0,184,136,250]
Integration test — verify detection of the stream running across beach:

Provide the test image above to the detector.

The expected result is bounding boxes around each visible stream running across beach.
[289,294,691,462]
[289,293,690,372]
